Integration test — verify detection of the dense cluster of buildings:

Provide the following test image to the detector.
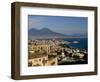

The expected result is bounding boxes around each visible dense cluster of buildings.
[28,39,87,67]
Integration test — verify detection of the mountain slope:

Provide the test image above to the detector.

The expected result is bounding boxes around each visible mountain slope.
[28,28,67,39]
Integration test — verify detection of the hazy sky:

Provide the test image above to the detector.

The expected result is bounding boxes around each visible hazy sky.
[28,15,87,35]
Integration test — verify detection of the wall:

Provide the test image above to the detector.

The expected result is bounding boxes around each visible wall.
[0,0,100,82]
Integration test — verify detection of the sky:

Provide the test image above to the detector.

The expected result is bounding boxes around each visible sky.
[28,15,87,35]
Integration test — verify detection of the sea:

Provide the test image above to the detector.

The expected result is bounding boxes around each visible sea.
[64,38,88,50]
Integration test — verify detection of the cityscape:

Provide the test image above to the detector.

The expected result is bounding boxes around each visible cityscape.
[28,15,88,67]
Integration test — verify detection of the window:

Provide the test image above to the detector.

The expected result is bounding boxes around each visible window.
[39,58,41,61]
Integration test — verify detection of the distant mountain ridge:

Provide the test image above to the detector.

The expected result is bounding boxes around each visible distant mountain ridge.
[28,27,87,39]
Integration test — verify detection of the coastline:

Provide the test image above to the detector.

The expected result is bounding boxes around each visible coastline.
[28,38,88,66]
